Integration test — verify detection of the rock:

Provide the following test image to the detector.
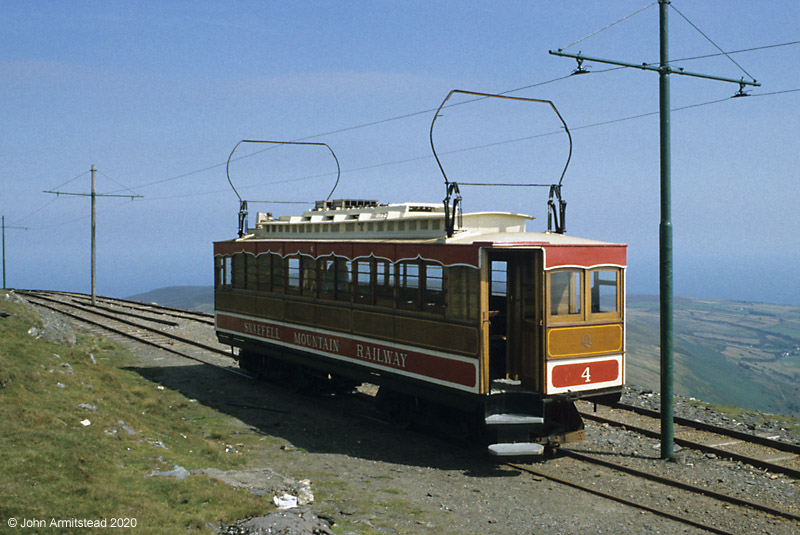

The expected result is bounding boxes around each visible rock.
[118,420,137,435]
[221,508,333,535]
[146,465,190,480]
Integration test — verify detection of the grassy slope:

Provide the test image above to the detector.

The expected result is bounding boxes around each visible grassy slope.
[0,292,271,533]
[627,296,800,416]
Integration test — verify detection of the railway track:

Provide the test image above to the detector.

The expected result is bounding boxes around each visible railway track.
[509,451,798,535]
[503,400,798,533]
[577,401,800,479]
[16,289,247,379]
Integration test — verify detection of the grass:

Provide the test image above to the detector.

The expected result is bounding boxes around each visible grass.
[0,292,270,533]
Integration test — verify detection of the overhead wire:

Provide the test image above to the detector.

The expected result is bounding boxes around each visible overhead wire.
[135,89,794,203]
[97,170,142,198]
[560,2,657,51]
[669,3,757,82]
[100,37,797,200]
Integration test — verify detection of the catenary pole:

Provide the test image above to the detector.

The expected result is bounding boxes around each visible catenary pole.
[658,0,674,460]
[44,165,141,305]
[550,0,759,459]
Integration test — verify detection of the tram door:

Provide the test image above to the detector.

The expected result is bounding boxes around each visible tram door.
[488,250,543,388]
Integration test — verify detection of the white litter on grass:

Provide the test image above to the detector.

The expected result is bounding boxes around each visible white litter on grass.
[273,493,298,509]
[80,419,91,427]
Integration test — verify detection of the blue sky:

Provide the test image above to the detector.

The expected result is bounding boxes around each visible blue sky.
[2,1,799,304]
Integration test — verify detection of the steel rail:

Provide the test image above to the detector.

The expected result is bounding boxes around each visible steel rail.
[21,294,251,380]
[610,401,800,455]
[18,291,235,362]
[507,462,737,535]
[67,299,180,327]
[580,411,800,479]
[44,289,215,323]
[559,449,800,522]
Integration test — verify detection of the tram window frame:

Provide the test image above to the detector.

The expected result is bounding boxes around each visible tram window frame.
[286,256,302,294]
[548,269,583,321]
[318,256,336,298]
[335,258,352,302]
[246,254,258,290]
[301,256,317,297]
[257,254,272,292]
[353,258,374,305]
[232,253,246,290]
[397,260,421,311]
[216,256,232,289]
[447,265,479,321]
[375,259,396,307]
[422,261,446,314]
[271,253,285,294]
[588,268,622,320]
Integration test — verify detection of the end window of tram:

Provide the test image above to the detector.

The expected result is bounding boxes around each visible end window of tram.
[590,269,619,315]
[550,269,581,317]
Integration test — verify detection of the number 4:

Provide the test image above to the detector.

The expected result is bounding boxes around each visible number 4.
[581,366,591,383]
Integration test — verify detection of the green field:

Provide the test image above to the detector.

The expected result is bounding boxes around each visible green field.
[627,295,800,416]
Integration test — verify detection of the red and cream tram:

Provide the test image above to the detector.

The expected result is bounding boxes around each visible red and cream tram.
[214,199,626,456]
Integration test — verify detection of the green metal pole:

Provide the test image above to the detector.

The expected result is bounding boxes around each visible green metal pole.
[658,0,674,460]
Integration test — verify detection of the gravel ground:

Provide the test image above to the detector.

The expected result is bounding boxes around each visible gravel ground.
[24,297,800,534]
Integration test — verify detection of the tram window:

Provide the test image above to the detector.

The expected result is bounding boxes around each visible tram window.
[257,254,272,291]
[354,259,373,303]
[375,259,395,305]
[423,262,446,313]
[301,256,317,296]
[232,253,246,289]
[491,261,507,297]
[246,254,257,290]
[287,256,301,291]
[550,270,582,316]
[448,266,479,321]
[217,256,232,288]
[398,260,420,310]
[591,269,618,314]
[318,256,336,297]
[336,259,352,301]
[271,253,284,293]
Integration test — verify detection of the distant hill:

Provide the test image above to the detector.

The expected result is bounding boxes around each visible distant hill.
[626,295,800,417]
[126,286,214,314]
[129,286,800,416]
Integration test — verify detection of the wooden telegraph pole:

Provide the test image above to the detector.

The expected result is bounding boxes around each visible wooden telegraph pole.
[45,164,141,305]
[2,216,29,289]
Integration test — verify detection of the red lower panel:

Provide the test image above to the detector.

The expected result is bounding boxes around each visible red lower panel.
[217,313,477,389]
[551,359,619,389]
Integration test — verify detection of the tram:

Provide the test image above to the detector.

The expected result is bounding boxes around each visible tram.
[213,91,626,456]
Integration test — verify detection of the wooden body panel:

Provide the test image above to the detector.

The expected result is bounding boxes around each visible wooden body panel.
[216,290,480,358]
[546,323,624,359]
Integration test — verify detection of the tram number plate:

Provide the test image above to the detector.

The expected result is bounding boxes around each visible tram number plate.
[551,359,619,388]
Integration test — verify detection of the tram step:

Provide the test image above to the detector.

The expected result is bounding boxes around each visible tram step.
[488,442,545,457]
[485,413,545,425]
